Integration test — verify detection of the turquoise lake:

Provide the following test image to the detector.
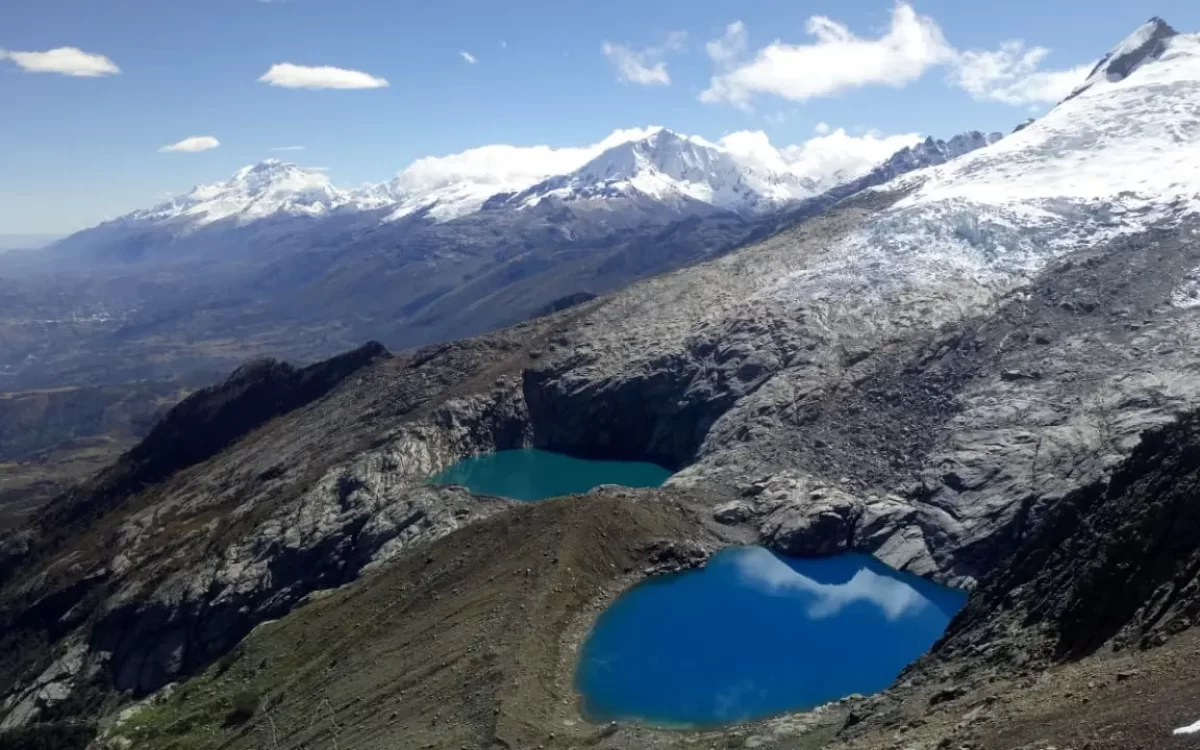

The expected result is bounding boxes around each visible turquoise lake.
[577,546,967,728]
[429,448,673,501]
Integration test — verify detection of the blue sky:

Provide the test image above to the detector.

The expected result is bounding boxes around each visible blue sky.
[3,0,1198,234]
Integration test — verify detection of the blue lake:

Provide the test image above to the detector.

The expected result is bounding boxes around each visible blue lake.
[577,546,967,728]
[429,448,673,502]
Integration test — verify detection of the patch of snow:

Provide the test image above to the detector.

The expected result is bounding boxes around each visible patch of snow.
[1174,718,1200,735]
[382,179,528,223]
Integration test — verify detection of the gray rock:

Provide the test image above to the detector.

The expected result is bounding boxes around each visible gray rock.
[713,500,753,524]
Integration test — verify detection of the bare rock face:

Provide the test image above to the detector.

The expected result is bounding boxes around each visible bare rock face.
[940,410,1200,663]
[712,500,753,524]
[0,329,540,724]
[751,474,862,557]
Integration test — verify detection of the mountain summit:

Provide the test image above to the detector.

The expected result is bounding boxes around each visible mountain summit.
[1070,17,1180,98]
[126,159,359,229]
[508,128,816,214]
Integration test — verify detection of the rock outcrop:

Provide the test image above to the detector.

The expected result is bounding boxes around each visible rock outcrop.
[941,409,1200,663]
[0,329,539,724]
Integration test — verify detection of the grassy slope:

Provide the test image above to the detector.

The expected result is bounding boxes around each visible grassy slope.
[104,491,730,750]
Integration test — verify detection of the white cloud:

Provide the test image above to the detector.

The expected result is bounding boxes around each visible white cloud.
[706,20,747,67]
[602,42,669,86]
[392,126,662,193]
[951,41,1091,105]
[460,50,477,65]
[269,145,306,152]
[602,31,688,86]
[0,46,120,77]
[717,126,921,186]
[702,4,1089,110]
[258,63,388,89]
[813,121,832,135]
[701,4,953,108]
[780,127,922,182]
[159,136,220,153]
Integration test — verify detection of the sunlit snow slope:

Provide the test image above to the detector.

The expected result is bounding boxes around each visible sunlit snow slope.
[767,18,1200,305]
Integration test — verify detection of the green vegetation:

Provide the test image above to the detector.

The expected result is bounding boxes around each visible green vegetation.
[104,656,274,750]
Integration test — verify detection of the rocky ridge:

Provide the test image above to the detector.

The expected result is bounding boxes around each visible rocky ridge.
[1,16,1199,750]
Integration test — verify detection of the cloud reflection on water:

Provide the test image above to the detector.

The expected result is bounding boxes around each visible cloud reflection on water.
[732,547,928,621]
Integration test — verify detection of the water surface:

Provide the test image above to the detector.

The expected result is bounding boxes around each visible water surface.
[429,448,672,501]
[577,547,967,727]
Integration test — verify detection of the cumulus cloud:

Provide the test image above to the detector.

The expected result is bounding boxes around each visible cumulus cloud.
[0,46,119,77]
[702,3,1089,110]
[159,136,221,153]
[460,50,477,64]
[781,127,923,182]
[258,62,388,89]
[717,126,921,186]
[269,145,306,152]
[602,31,687,86]
[701,4,952,108]
[951,41,1091,105]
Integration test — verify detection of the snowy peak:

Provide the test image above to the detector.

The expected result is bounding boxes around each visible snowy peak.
[759,17,1200,362]
[944,131,1004,158]
[901,17,1200,209]
[578,128,728,183]
[510,128,813,214]
[127,160,361,229]
[1070,17,1179,98]
[227,159,324,190]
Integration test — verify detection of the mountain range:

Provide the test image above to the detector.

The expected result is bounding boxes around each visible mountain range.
[2,15,1200,750]
[45,125,988,265]
[0,123,1003,393]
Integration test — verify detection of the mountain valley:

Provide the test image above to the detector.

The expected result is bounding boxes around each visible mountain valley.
[2,14,1200,750]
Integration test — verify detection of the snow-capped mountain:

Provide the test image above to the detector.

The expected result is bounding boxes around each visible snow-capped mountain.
[41,160,395,265]
[379,178,527,224]
[1068,15,1178,99]
[763,17,1200,309]
[126,160,374,229]
[40,123,1005,270]
[775,130,1004,230]
[506,128,817,214]
[894,18,1196,227]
